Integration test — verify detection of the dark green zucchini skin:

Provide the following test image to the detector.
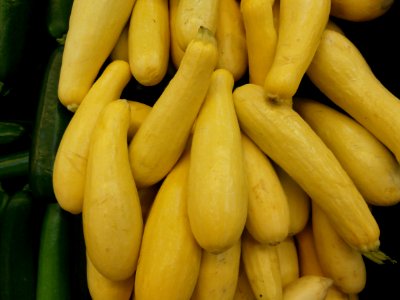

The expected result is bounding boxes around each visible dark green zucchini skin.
[29,45,72,202]
[0,186,41,300]
[0,182,9,222]
[46,0,74,44]
[36,202,71,300]
[0,122,26,145]
[0,0,35,90]
[0,150,29,181]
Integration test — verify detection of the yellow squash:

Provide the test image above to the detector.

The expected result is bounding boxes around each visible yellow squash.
[216,0,247,82]
[282,275,333,300]
[191,240,241,300]
[58,0,135,111]
[241,230,283,300]
[53,60,131,214]
[241,133,290,245]
[83,100,143,281]
[127,101,151,140]
[263,0,331,100]
[169,0,185,69]
[128,0,170,86]
[275,165,310,236]
[240,0,277,86]
[233,262,257,300]
[110,23,129,62]
[128,26,218,188]
[188,69,247,253]
[86,254,134,300]
[276,236,299,287]
[134,146,202,300]
[312,203,366,294]
[330,0,394,21]
[294,97,400,206]
[175,0,220,50]
[233,83,380,253]
[307,28,400,163]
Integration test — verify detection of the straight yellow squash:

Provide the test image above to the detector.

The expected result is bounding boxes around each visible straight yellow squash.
[188,68,248,253]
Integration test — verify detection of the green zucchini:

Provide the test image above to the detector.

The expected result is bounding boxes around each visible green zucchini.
[29,45,72,201]
[0,186,40,300]
[0,182,9,220]
[36,203,71,300]
[0,0,35,90]
[46,0,74,44]
[0,150,29,181]
[0,121,26,145]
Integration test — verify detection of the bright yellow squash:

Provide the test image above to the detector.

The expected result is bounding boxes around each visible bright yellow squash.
[188,68,247,253]
[83,100,143,281]
[58,0,136,111]
[241,230,283,300]
[128,0,170,86]
[216,0,247,82]
[307,28,400,163]
[128,26,218,188]
[134,146,202,300]
[110,24,129,62]
[240,0,277,86]
[241,133,290,245]
[263,0,331,100]
[294,97,400,206]
[53,60,131,214]
[169,0,186,69]
[175,0,220,50]
[127,101,151,140]
[191,240,241,300]
[330,0,394,21]
[86,253,135,300]
[233,83,380,254]
[276,236,299,287]
[282,275,333,300]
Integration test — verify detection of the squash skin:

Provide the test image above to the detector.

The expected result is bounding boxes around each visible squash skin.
[263,0,331,100]
[307,29,400,164]
[134,146,202,300]
[83,100,143,281]
[58,0,136,111]
[53,60,131,215]
[128,26,218,188]
[330,0,394,22]
[233,83,380,253]
[188,68,247,254]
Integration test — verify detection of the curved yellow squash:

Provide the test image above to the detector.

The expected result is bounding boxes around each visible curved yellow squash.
[330,0,394,21]
[233,83,380,253]
[83,100,143,281]
[58,0,136,111]
[307,29,400,163]
[53,60,131,214]
[128,26,218,188]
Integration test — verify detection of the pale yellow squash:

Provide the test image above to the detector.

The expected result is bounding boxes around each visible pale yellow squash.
[58,0,136,111]
[233,83,380,253]
[240,0,277,86]
[191,240,241,300]
[276,236,299,287]
[263,0,331,100]
[83,100,143,281]
[128,0,170,86]
[128,26,218,188]
[188,68,247,253]
[169,0,185,69]
[134,146,202,300]
[53,60,131,214]
[294,97,400,206]
[307,29,400,163]
[110,23,129,62]
[127,100,151,140]
[241,133,290,245]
